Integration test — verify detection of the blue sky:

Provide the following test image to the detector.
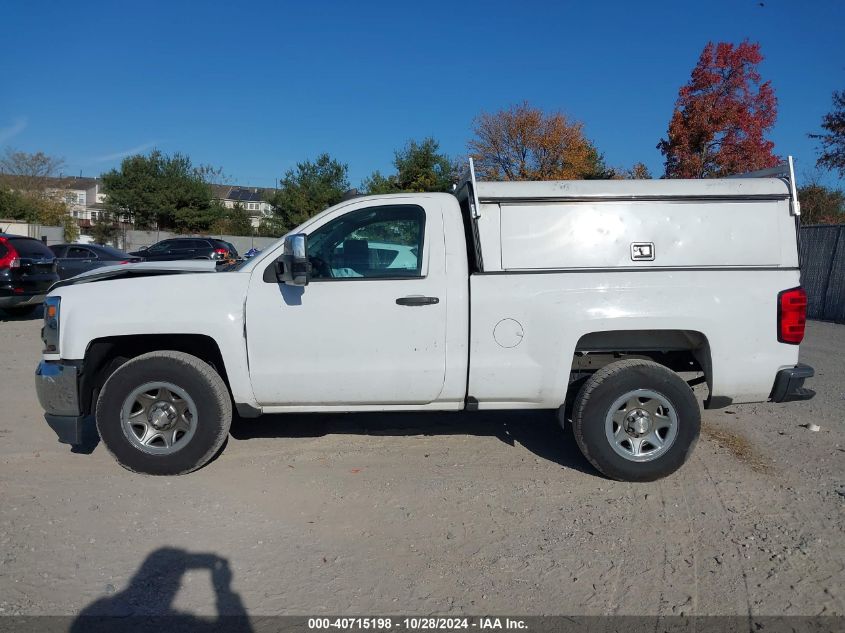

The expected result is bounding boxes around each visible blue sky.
[1,0,843,188]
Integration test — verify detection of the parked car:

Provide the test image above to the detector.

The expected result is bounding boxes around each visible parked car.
[129,238,239,262]
[49,243,141,280]
[35,158,814,480]
[0,234,58,316]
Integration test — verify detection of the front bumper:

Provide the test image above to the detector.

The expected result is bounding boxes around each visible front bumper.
[35,360,87,445]
[770,363,815,403]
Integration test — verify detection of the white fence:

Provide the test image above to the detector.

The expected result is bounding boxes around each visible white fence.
[0,221,65,244]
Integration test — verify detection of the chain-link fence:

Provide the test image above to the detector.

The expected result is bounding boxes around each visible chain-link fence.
[800,224,845,323]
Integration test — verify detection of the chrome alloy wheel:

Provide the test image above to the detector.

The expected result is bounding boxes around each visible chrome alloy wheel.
[605,389,678,462]
[120,381,197,455]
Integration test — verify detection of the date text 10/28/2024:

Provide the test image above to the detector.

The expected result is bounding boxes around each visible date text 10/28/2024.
[308,618,528,630]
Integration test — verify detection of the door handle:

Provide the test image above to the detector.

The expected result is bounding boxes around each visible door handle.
[396,295,439,306]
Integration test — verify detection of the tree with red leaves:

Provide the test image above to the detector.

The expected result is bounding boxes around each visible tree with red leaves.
[658,41,779,178]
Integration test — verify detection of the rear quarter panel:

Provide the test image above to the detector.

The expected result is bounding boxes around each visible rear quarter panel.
[468,269,801,408]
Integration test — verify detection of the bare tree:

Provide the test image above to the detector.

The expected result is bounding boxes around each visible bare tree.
[193,163,229,186]
[0,148,67,195]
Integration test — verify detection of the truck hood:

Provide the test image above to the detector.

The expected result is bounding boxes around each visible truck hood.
[51,259,218,289]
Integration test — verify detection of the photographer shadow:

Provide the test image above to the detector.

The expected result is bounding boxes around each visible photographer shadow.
[71,547,252,632]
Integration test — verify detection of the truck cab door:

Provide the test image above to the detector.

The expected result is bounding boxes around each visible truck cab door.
[245,198,448,407]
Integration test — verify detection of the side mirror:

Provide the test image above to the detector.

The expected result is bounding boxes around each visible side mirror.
[276,233,310,285]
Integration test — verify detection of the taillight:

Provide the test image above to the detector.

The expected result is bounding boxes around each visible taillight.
[213,247,228,260]
[0,237,20,269]
[778,287,807,345]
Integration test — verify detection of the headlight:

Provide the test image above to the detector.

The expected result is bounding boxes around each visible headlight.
[42,296,60,353]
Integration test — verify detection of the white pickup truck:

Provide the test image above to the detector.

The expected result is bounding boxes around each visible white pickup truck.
[35,160,814,481]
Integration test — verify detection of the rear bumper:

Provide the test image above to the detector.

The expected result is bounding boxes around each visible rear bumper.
[770,363,815,403]
[35,360,87,445]
[1,271,57,307]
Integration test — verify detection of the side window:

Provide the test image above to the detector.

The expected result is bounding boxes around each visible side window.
[147,241,171,254]
[165,239,194,251]
[67,247,91,259]
[307,205,425,280]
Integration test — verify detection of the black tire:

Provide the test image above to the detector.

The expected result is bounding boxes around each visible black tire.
[95,350,232,475]
[571,359,700,482]
[3,304,38,317]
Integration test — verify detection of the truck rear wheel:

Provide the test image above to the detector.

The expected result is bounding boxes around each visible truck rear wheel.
[571,359,700,481]
[95,351,232,475]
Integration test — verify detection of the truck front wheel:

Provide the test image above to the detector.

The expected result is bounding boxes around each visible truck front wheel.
[571,359,700,482]
[95,351,232,475]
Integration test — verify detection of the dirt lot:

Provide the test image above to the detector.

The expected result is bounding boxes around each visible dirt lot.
[0,314,842,618]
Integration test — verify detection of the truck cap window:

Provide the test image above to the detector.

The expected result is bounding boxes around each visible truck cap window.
[307,204,425,280]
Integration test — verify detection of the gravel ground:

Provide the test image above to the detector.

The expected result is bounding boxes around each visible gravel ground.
[0,313,842,618]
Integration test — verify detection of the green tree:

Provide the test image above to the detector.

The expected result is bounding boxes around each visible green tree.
[0,187,41,220]
[61,215,79,242]
[212,203,254,236]
[101,150,214,230]
[0,186,68,225]
[582,146,614,180]
[256,216,286,238]
[267,153,349,233]
[90,212,119,245]
[175,201,225,233]
[362,170,396,195]
[34,199,68,226]
[798,183,845,225]
[363,138,456,194]
[226,204,254,236]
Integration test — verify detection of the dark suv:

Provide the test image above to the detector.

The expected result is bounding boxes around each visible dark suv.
[129,238,239,262]
[0,234,59,316]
